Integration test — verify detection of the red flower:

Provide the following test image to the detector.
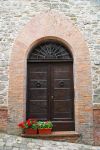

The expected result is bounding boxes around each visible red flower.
[18,122,25,128]
[18,118,38,129]
[26,119,32,126]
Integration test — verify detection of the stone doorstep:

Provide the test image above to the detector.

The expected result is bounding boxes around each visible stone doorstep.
[21,131,80,142]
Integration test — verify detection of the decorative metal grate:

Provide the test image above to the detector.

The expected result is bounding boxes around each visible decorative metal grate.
[28,41,72,60]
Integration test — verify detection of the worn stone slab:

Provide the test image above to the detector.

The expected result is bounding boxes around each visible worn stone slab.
[0,133,100,150]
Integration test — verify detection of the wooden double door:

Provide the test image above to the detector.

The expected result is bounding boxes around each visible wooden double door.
[27,62,75,131]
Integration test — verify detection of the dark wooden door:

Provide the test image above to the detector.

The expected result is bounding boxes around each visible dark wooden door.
[51,62,74,131]
[27,62,74,131]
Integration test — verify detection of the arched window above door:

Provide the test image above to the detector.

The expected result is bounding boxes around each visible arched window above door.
[28,40,73,61]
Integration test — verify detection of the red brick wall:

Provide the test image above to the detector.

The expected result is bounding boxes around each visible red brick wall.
[93,105,100,146]
[0,107,8,132]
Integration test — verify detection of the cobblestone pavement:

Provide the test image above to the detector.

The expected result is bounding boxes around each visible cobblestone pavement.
[0,133,100,150]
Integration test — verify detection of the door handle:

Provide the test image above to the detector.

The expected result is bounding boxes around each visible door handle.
[51,95,54,100]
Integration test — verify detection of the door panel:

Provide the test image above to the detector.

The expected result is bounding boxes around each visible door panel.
[54,89,73,100]
[29,101,47,113]
[53,112,72,119]
[27,62,75,131]
[54,79,73,88]
[51,63,74,131]
[54,72,72,79]
[30,73,47,80]
[27,63,48,120]
[54,101,72,112]
[29,89,47,100]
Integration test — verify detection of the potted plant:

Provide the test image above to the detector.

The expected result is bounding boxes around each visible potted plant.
[18,119,38,135]
[37,121,53,134]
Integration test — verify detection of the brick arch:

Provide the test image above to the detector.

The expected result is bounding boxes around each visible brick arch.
[8,11,93,144]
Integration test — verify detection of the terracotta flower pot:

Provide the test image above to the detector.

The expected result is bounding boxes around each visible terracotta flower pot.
[24,128,37,135]
[38,128,52,134]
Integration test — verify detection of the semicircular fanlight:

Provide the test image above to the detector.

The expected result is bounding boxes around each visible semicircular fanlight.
[28,40,72,60]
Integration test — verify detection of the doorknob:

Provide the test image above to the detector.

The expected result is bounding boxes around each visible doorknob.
[51,96,54,100]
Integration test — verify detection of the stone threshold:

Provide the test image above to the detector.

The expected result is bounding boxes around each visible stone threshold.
[93,103,100,109]
[21,131,80,142]
[22,131,80,137]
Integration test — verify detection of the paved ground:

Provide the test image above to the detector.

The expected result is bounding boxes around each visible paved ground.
[0,133,100,150]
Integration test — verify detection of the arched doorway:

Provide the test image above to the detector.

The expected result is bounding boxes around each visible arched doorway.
[27,40,75,131]
[8,11,93,144]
